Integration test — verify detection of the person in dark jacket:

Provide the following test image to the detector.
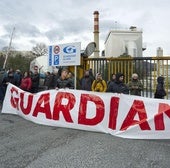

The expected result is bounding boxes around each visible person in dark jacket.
[89,68,95,81]
[2,70,17,89]
[43,71,52,90]
[14,69,22,87]
[107,73,116,89]
[48,69,60,89]
[154,76,166,99]
[55,68,74,89]
[1,70,17,103]
[31,68,40,93]
[79,70,94,91]
[107,72,129,94]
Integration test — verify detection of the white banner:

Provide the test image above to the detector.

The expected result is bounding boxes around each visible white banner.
[2,83,170,139]
[48,42,81,66]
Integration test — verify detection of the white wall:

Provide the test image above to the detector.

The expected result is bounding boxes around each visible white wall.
[30,55,53,73]
[105,30,143,57]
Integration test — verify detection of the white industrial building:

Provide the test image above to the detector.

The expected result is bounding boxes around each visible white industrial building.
[104,27,144,57]
[30,55,53,73]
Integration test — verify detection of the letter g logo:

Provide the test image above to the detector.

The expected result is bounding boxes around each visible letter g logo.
[63,46,76,54]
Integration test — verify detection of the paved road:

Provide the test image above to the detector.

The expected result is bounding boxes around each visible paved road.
[0,113,170,168]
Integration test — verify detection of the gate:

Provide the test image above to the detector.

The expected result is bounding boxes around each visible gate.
[80,56,170,99]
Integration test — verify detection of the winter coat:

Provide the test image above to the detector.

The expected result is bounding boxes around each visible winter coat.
[128,79,143,96]
[80,76,93,91]
[91,79,107,92]
[154,76,166,99]
[44,74,53,89]
[31,73,40,88]
[30,73,40,93]
[107,73,129,94]
[2,74,17,88]
[55,77,74,89]
[20,77,32,91]
[48,73,60,89]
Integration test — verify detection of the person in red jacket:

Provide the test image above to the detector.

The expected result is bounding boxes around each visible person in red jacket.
[20,71,32,92]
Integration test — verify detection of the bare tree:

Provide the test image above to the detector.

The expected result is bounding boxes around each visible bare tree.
[32,43,47,57]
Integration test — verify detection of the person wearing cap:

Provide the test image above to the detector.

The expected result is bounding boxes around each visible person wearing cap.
[128,73,143,96]
[107,72,129,94]
[55,68,74,89]
[154,76,166,99]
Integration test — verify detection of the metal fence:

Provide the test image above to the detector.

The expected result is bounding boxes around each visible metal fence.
[82,56,170,99]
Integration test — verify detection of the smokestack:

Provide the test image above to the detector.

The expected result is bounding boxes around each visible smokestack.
[157,47,163,57]
[93,11,99,57]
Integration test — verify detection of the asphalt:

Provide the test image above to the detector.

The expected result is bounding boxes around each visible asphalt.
[0,113,170,168]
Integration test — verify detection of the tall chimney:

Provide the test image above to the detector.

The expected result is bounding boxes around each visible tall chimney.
[93,11,99,57]
[157,47,163,57]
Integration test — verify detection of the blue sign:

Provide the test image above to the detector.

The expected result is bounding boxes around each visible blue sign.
[54,55,59,65]
[63,45,76,54]
[48,42,81,66]
[48,46,52,66]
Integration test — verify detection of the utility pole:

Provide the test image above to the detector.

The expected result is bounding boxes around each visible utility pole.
[3,27,15,70]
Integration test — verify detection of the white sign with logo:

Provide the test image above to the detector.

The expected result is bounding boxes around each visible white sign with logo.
[48,42,81,66]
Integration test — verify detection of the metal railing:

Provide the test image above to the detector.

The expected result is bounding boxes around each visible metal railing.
[81,56,170,99]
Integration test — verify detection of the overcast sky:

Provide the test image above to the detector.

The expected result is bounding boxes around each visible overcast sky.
[0,0,170,56]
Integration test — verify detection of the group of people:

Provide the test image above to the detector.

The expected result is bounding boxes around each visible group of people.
[0,67,74,91]
[79,69,167,99]
[0,67,167,107]
[0,67,39,104]
[0,67,74,107]
[0,67,75,103]
[80,70,141,95]
[42,68,74,90]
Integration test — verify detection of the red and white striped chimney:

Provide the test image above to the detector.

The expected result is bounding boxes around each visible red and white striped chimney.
[93,11,99,57]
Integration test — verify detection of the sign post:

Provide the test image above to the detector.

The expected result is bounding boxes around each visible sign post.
[48,42,81,67]
[48,42,81,89]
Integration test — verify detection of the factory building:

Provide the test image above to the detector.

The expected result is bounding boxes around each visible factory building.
[104,26,145,57]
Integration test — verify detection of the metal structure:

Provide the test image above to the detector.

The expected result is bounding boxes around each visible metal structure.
[72,56,170,99]
[93,11,100,58]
